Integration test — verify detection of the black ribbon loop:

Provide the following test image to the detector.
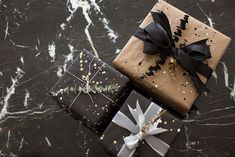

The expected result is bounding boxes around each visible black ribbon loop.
[134,11,213,93]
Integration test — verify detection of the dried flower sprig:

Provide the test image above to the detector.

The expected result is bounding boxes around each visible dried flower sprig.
[51,84,120,96]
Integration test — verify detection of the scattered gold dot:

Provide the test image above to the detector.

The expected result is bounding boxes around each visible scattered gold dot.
[182,91,186,94]
[170,129,173,131]
[186,82,188,84]
[163,71,166,74]
[113,140,117,144]
[97,113,100,116]
[172,120,175,123]
[177,129,181,132]
[164,121,167,124]
[155,84,158,88]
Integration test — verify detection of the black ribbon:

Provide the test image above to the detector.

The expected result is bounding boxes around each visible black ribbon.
[134,11,213,93]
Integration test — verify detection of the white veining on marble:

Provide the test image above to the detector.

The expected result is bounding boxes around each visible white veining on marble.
[115,49,121,54]
[56,44,75,77]
[220,62,235,101]
[65,0,118,58]
[18,137,24,151]
[45,137,52,147]
[196,2,214,28]
[66,0,98,58]
[89,0,118,42]
[48,42,56,62]
[6,130,11,148]
[23,89,30,108]
[4,17,9,40]
[0,67,25,121]
[100,17,118,42]
[10,39,30,49]
[20,56,24,65]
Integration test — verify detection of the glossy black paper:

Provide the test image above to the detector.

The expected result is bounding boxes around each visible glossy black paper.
[0,0,235,157]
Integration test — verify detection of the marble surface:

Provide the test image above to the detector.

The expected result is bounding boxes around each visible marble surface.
[0,0,234,156]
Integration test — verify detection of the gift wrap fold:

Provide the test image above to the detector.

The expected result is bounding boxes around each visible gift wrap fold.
[113,0,231,114]
[99,91,183,157]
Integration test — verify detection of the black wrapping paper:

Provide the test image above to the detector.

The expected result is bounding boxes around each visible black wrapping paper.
[99,91,183,157]
[49,49,130,133]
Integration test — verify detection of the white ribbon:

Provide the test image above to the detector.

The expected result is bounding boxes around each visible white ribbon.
[112,100,170,157]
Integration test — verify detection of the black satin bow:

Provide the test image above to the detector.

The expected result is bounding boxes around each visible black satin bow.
[134,11,213,93]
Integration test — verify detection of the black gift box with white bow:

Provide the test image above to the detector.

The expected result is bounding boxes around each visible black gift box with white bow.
[99,91,183,157]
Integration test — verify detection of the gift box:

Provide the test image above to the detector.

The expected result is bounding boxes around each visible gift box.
[49,49,130,133]
[113,0,231,114]
[99,90,183,157]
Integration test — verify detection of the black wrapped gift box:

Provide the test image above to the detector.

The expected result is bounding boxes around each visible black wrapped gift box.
[99,91,183,157]
[49,49,130,133]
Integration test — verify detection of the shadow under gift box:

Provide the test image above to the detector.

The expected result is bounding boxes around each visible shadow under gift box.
[99,90,183,157]
[49,49,130,133]
[113,0,231,115]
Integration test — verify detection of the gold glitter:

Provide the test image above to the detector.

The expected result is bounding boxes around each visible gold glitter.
[155,84,158,88]
[182,91,186,94]
[164,121,167,124]
[170,129,173,131]
[113,140,117,144]
[79,51,83,59]
[82,75,87,80]
[163,71,166,74]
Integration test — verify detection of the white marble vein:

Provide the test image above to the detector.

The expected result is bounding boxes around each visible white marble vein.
[196,2,214,28]
[56,44,75,77]
[23,89,30,108]
[220,62,235,101]
[0,67,25,121]
[10,39,30,49]
[48,42,56,62]
[45,137,52,147]
[20,56,24,65]
[65,0,118,58]
[18,137,24,151]
[90,0,119,42]
[6,130,11,148]
[4,17,9,40]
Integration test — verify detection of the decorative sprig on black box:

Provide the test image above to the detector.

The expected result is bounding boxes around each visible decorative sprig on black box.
[99,91,183,157]
[49,49,130,133]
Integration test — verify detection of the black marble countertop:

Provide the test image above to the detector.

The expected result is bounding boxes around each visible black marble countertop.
[0,0,235,157]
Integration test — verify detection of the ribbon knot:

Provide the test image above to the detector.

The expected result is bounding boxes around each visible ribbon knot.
[134,11,213,93]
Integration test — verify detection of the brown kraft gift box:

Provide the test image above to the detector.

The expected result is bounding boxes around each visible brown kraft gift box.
[113,0,231,114]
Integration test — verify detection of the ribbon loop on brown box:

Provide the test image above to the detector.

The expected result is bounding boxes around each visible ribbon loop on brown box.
[134,11,213,93]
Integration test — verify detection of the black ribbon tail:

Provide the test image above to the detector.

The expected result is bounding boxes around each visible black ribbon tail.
[196,62,213,78]
[190,73,210,93]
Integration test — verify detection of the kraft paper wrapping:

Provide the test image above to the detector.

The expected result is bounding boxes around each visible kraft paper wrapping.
[113,0,231,114]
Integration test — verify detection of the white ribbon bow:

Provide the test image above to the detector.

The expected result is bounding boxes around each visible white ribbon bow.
[112,100,170,157]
